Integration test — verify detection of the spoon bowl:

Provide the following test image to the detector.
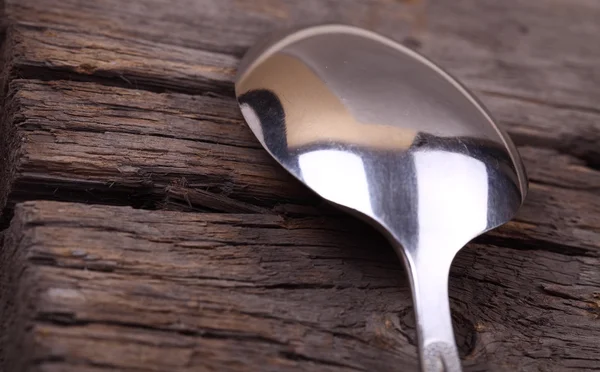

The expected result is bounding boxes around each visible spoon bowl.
[235,24,528,372]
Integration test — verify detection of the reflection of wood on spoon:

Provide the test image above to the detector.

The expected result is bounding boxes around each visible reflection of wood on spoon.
[237,53,417,149]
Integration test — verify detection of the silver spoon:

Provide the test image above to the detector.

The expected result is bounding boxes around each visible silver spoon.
[235,24,528,372]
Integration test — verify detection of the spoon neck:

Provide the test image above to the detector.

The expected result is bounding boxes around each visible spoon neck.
[393,242,463,372]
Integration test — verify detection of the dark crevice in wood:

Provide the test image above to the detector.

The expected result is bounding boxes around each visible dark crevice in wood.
[510,131,600,172]
[7,179,307,217]
[8,180,162,210]
[6,176,313,216]
[35,314,289,346]
[0,35,17,220]
[5,176,599,261]
[0,206,13,230]
[27,255,58,267]
[12,65,236,98]
[474,235,594,257]
[576,155,598,173]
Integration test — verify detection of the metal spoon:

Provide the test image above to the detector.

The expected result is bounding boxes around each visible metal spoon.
[235,24,528,372]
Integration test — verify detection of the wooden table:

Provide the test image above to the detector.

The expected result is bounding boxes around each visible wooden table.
[1,1,599,371]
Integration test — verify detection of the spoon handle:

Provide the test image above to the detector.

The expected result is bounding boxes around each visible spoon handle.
[422,341,462,372]
[400,248,463,372]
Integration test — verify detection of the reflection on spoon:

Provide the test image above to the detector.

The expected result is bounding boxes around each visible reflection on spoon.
[235,24,528,372]
[299,150,374,216]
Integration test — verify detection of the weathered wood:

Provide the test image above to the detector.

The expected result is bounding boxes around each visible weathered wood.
[4,9,600,167]
[4,78,600,197]
[8,0,600,106]
[1,201,600,372]
[1,79,599,254]
[5,0,600,162]
[0,0,599,371]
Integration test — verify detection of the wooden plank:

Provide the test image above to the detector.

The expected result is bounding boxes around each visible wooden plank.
[6,0,419,55]
[2,0,600,211]
[1,79,599,254]
[0,79,310,211]
[4,79,600,200]
[5,0,600,163]
[1,201,599,372]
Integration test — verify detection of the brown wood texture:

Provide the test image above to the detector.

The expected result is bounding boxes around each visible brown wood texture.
[0,0,599,371]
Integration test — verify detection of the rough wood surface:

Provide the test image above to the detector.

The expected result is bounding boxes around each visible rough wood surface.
[5,0,600,165]
[1,201,599,372]
[0,0,599,371]
[2,79,598,253]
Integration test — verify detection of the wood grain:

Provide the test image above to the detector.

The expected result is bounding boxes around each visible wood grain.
[2,79,599,254]
[4,0,600,166]
[2,201,600,372]
[3,78,599,201]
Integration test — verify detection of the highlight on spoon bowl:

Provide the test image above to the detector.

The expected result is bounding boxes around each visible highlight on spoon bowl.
[235,24,528,372]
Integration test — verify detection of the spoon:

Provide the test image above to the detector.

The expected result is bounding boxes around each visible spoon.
[235,24,528,372]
